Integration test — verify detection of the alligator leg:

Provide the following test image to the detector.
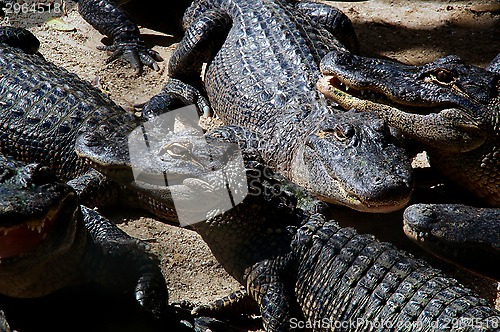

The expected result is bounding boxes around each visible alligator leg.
[294,1,359,53]
[66,168,124,207]
[191,261,292,331]
[246,261,296,331]
[144,8,231,115]
[78,0,163,74]
[81,206,168,319]
[142,78,211,119]
[168,8,231,86]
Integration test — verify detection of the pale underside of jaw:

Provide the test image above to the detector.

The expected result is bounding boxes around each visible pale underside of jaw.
[317,75,456,115]
[320,189,410,213]
[317,75,407,112]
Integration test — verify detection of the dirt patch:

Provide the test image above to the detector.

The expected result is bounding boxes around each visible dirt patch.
[1,0,499,330]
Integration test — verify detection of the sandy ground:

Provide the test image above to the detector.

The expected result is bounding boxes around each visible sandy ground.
[1,0,499,331]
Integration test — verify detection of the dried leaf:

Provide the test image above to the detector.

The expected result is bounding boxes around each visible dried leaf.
[46,17,75,31]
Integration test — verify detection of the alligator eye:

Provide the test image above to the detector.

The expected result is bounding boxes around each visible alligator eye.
[333,124,355,142]
[160,142,192,159]
[431,69,455,84]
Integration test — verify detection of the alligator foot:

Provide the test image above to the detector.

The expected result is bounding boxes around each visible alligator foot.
[191,289,257,316]
[78,0,163,74]
[82,206,168,319]
[188,289,262,331]
[142,78,211,119]
[97,38,163,75]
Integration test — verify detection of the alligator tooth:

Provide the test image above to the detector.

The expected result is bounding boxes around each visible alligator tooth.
[1,228,10,236]
[345,85,349,91]
[36,223,43,233]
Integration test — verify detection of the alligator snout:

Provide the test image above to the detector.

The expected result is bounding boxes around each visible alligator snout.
[358,173,413,211]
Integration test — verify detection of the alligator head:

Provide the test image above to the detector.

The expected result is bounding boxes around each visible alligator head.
[317,50,500,153]
[75,113,249,225]
[0,155,78,277]
[317,50,500,205]
[291,109,413,212]
[403,203,500,280]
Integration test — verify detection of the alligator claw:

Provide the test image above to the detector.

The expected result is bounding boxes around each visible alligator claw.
[97,40,163,75]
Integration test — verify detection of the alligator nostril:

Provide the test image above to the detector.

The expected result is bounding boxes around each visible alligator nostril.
[82,132,101,147]
[373,176,383,185]
[420,206,438,222]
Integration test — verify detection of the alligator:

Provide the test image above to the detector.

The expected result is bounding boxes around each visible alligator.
[317,49,500,208]
[0,26,180,220]
[0,153,168,331]
[139,0,414,213]
[403,204,500,281]
[0,26,137,181]
[78,0,192,74]
[80,123,500,331]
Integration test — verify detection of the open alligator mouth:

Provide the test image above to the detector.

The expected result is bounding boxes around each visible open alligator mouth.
[0,193,75,259]
[317,75,442,115]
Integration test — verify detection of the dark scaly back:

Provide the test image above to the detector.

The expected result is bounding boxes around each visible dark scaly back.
[0,26,40,54]
[189,0,349,171]
[291,217,500,329]
[167,0,413,212]
[0,42,138,180]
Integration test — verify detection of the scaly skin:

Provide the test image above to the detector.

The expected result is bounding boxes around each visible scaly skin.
[77,120,500,331]
[0,154,168,329]
[137,0,414,213]
[81,123,500,331]
[78,0,191,74]
[403,204,500,280]
[0,25,39,54]
[0,26,178,220]
[318,49,500,207]
[0,27,137,181]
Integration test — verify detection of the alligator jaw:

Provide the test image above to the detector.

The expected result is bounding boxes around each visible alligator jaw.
[0,192,76,260]
[317,190,410,213]
[317,75,419,114]
[317,75,486,152]
[292,144,412,213]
